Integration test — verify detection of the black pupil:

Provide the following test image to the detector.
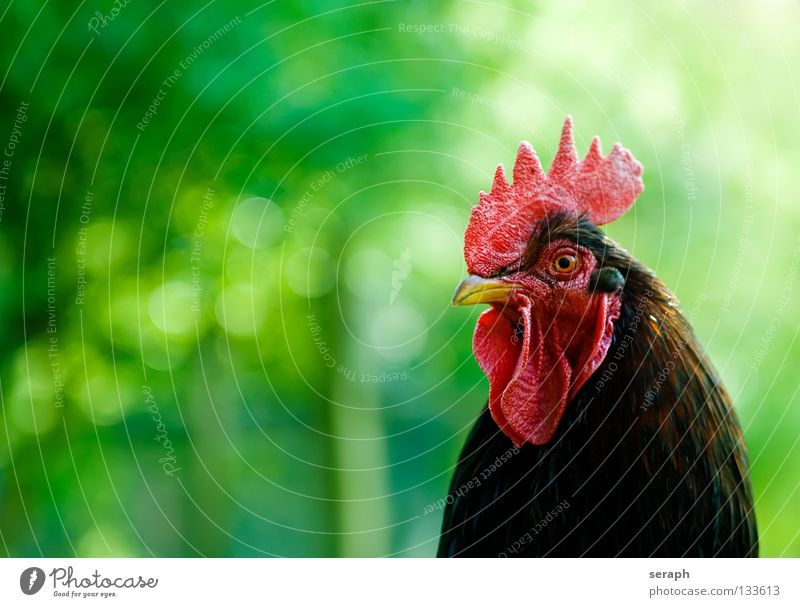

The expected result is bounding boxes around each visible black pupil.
[558,256,572,269]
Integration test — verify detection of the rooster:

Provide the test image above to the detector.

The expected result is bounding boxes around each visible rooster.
[438,117,757,557]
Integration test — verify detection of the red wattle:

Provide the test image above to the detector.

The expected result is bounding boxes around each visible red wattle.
[500,303,571,446]
[473,305,527,445]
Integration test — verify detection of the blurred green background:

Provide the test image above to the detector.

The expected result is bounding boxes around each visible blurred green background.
[0,1,798,557]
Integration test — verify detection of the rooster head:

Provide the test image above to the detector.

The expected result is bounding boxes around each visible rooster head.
[454,117,644,447]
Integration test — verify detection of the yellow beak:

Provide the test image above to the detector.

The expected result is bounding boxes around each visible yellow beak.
[452,275,521,306]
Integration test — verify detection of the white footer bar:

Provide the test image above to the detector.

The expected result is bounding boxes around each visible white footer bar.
[0,558,796,606]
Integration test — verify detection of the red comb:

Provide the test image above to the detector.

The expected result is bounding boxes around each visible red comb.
[465,116,644,276]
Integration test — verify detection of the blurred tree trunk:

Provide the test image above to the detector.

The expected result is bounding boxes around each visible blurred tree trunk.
[329,291,391,556]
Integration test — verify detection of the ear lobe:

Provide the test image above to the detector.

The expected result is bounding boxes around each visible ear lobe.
[589,267,625,293]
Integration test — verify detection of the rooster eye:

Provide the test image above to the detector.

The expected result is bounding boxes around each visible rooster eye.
[552,253,578,274]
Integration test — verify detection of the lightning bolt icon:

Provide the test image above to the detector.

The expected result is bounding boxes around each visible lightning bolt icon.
[29,570,38,590]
